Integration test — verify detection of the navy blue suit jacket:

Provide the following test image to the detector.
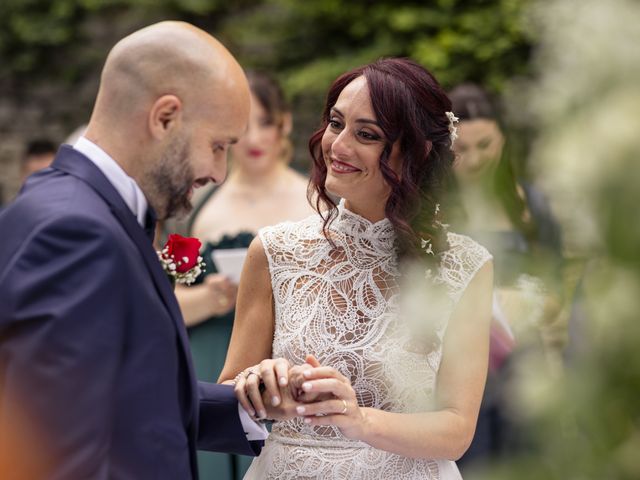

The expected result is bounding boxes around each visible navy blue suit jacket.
[0,146,260,479]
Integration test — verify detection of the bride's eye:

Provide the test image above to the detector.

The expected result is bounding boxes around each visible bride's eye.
[358,130,380,141]
[328,118,343,130]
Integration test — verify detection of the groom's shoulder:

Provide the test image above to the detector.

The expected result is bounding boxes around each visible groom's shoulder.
[0,171,119,263]
[15,166,108,214]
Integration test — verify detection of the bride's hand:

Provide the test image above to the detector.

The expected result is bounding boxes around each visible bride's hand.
[292,356,369,441]
[233,357,291,420]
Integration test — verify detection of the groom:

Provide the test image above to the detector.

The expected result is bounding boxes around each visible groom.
[0,22,282,479]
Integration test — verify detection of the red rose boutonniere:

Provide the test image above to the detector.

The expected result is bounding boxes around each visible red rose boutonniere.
[157,234,206,286]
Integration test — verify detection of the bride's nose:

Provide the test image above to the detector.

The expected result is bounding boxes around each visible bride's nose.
[330,128,353,158]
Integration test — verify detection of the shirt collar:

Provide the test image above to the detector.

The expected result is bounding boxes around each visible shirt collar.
[73,136,148,227]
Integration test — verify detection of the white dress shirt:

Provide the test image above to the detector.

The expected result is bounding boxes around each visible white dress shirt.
[74,136,148,227]
[72,137,267,441]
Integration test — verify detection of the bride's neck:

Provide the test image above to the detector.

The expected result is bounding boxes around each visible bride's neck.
[343,198,386,223]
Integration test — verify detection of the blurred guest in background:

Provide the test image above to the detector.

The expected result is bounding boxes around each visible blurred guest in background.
[449,83,565,473]
[20,138,56,184]
[173,71,314,480]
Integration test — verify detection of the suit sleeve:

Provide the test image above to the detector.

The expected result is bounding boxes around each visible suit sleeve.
[0,216,128,479]
[197,381,263,456]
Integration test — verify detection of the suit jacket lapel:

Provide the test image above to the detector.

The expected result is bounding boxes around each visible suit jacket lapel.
[52,146,200,432]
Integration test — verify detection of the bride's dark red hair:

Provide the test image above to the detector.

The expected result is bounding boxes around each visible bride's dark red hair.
[307,58,456,259]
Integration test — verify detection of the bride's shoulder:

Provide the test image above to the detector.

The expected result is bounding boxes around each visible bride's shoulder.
[436,232,493,298]
[258,212,322,241]
[443,232,492,260]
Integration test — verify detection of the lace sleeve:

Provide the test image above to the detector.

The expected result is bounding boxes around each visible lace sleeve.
[257,222,289,294]
[257,224,277,273]
[437,232,493,303]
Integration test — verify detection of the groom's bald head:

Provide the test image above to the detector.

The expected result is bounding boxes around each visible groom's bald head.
[84,21,250,219]
[92,21,248,125]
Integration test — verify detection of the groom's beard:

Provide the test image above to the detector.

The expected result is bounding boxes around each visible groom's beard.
[147,134,194,220]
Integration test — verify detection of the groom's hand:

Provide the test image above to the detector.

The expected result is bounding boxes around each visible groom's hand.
[289,355,335,403]
[261,379,300,421]
[260,355,333,420]
[235,358,292,420]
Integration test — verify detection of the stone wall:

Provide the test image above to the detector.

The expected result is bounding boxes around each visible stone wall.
[0,12,155,206]
[0,78,98,204]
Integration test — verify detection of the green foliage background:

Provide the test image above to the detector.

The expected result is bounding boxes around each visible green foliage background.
[0,0,532,87]
[0,0,533,140]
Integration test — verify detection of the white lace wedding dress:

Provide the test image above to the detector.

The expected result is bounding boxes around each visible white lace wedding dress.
[244,202,492,480]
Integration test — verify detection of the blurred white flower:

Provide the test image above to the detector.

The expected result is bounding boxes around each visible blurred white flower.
[524,0,640,257]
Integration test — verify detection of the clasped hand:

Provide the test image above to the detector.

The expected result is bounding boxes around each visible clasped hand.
[233,355,368,440]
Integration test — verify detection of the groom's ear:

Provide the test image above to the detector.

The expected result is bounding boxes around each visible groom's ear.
[148,94,182,139]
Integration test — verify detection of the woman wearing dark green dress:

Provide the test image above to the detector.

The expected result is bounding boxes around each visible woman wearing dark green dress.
[174,72,314,480]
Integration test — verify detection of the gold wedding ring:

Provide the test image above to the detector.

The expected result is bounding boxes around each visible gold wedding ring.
[340,399,348,415]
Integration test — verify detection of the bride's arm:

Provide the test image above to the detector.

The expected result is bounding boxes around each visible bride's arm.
[296,260,493,461]
[218,236,274,383]
[217,237,292,418]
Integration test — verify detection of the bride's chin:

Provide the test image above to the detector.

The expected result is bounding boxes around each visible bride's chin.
[324,178,346,197]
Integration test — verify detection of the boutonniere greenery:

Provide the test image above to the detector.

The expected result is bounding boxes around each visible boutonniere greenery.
[157,234,206,286]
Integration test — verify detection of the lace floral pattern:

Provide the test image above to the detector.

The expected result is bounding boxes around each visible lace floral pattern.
[246,203,491,480]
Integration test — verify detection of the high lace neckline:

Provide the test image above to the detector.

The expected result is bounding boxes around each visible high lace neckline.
[333,199,396,254]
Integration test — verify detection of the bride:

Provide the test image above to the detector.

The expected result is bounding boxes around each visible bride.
[219,58,493,479]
